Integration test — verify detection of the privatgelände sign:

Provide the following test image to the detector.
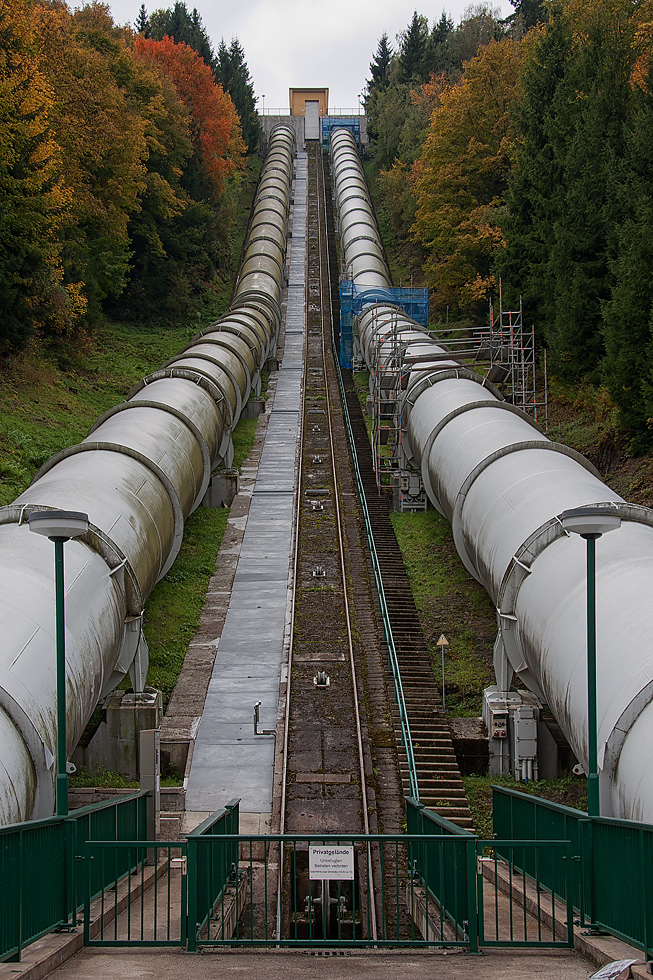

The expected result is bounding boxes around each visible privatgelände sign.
[308,845,355,880]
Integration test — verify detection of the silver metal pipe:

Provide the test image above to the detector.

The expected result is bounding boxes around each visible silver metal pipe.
[330,127,653,823]
[0,125,296,824]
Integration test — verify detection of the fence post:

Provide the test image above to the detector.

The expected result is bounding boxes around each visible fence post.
[565,842,575,949]
[14,827,24,961]
[639,827,651,961]
[226,799,240,876]
[406,797,424,882]
[580,819,594,928]
[83,844,91,947]
[186,836,196,952]
[467,840,479,954]
[64,819,76,927]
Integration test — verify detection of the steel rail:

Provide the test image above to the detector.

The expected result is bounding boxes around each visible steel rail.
[325,138,419,802]
[317,149,378,941]
[332,360,420,802]
[275,153,309,944]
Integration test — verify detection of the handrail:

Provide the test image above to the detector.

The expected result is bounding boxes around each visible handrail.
[332,352,419,801]
[321,150,419,801]
[324,185,419,800]
[259,108,364,117]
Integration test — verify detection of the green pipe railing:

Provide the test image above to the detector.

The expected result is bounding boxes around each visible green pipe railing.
[0,790,149,962]
[330,321,419,801]
[322,154,419,802]
[493,785,653,961]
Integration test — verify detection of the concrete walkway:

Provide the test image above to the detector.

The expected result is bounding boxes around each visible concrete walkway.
[46,947,596,980]
[184,152,307,822]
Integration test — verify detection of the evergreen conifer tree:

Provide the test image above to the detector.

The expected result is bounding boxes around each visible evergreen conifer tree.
[368,32,392,93]
[214,38,259,154]
[147,3,213,66]
[547,12,636,380]
[398,11,429,84]
[602,55,653,436]
[135,4,148,34]
[426,10,454,71]
[497,3,572,330]
[507,0,545,30]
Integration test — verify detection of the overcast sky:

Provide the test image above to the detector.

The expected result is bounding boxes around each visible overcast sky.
[105,0,512,109]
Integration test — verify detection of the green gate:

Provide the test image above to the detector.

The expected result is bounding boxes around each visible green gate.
[476,839,574,948]
[80,824,575,950]
[83,841,187,947]
[187,833,472,948]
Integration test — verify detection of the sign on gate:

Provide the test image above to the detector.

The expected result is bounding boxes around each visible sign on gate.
[309,845,355,880]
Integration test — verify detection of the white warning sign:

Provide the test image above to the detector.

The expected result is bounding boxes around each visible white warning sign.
[308,845,355,881]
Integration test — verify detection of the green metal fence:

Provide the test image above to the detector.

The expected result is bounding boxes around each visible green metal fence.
[406,797,477,948]
[492,785,653,960]
[83,841,186,946]
[187,800,240,950]
[0,790,149,963]
[331,324,419,801]
[589,816,653,959]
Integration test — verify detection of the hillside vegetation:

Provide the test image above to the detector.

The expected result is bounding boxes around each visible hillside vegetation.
[365,0,653,447]
[1,0,258,354]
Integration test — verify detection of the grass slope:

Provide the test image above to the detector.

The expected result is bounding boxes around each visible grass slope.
[0,156,264,719]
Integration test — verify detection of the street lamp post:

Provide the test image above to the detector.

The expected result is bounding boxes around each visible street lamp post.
[560,505,621,817]
[28,510,90,817]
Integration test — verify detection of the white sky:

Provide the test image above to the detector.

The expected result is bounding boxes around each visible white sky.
[104,0,513,109]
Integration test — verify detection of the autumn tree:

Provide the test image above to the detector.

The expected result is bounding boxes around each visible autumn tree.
[365,5,507,231]
[135,35,245,196]
[32,2,149,322]
[413,38,528,314]
[0,0,83,352]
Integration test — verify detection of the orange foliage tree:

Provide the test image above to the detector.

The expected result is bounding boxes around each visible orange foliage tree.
[32,2,150,320]
[0,0,84,350]
[379,72,449,245]
[412,37,530,315]
[135,35,245,196]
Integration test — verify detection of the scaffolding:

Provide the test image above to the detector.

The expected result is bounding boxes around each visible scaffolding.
[432,284,548,432]
[362,283,548,495]
[370,308,404,489]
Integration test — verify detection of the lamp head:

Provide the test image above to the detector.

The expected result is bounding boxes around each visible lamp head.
[560,505,621,539]
[28,510,89,542]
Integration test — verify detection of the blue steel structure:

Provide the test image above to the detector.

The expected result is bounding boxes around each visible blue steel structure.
[321,116,360,149]
[339,283,429,368]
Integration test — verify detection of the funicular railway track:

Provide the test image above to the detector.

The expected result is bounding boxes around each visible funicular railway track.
[322,139,473,830]
[243,137,472,945]
[275,142,415,942]
[340,381,474,828]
